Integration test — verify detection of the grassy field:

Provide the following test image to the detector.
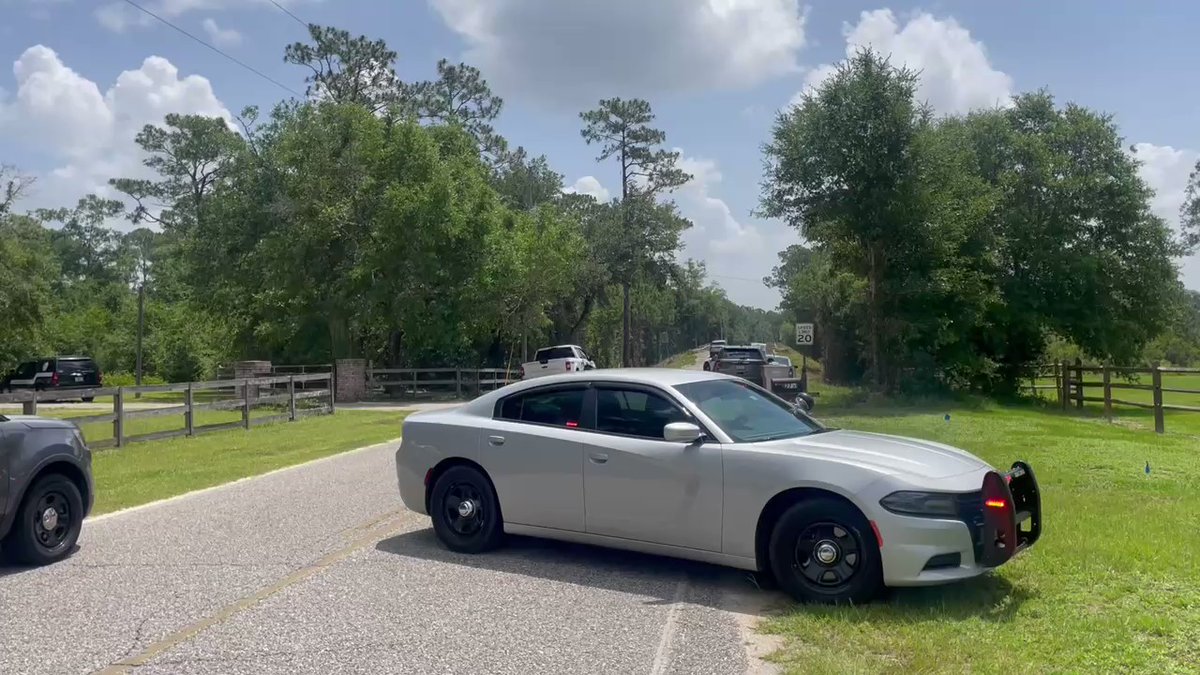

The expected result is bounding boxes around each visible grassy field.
[89,410,407,514]
[661,350,701,368]
[765,397,1200,674]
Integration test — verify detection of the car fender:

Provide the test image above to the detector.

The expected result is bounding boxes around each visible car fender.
[721,447,885,561]
[1,432,91,537]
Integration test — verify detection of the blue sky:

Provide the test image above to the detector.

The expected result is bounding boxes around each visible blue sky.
[2,0,1198,308]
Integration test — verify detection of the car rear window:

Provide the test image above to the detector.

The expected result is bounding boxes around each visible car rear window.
[499,387,585,427]
[534,347,575,361]
[719,348,764,360]
[58,359,96,374]
[14,362,39,377]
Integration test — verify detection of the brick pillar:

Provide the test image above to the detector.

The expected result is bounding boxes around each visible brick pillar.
[234,360,272,401]
[336,359,367,402]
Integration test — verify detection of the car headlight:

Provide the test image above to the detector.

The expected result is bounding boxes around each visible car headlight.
[879,491,959,518]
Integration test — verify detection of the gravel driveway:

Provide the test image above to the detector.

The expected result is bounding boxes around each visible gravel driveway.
[0,439,785,674]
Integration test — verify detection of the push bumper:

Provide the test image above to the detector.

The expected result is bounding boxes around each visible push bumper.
[879,461,1043,586]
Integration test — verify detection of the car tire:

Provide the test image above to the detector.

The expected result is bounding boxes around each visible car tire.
[429,465,504,554]
[81,397,94,403]
[768,497,883,605]
[2,474,84,566]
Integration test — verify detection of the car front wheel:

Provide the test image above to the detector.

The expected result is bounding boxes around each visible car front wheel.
[430,465,504,554]
[3,474,84,566]
[768,498,883,605]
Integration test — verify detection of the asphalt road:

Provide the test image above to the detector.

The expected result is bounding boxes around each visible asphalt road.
[0,438,785,674]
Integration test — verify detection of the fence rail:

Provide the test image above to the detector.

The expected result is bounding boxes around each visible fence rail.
[0,372,334,449]
[366,368,518,400]
[1024,362,1200,434]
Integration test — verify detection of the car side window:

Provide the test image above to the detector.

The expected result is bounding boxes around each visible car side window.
[498,387,585,428]
[595,387,689,439]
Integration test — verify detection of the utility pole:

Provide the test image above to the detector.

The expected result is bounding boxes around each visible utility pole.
[135,282,144,398]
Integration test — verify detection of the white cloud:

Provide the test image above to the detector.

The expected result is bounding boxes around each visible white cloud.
[1,44,232,222]
[562,175,610,202]
[1134,142,1200,291]
[202,17,242,46]
[94,0,311,32]
[429,0,808,105]
[796,9,1013,114]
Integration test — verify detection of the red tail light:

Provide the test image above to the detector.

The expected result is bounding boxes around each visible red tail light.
[985,499,1007,509]
[51,371,59,386]
[565,421,579,428]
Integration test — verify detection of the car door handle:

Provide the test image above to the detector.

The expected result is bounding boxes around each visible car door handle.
[589,452,608,464]
[488,435,505,446]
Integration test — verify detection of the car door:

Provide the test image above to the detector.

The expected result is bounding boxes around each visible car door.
[484,384,587,533]
[582,384,723,552]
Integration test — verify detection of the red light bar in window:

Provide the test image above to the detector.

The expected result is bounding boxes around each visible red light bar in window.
[565,421,579,428]
[985,499,1007,509]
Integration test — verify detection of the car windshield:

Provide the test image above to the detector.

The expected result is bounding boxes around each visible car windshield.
[674,379,824,442]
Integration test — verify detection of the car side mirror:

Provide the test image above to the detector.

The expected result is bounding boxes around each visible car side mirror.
[793,393,814,413]
[663,422,703,444]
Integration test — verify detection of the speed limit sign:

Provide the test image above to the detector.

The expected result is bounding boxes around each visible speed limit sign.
[795,323,815,345]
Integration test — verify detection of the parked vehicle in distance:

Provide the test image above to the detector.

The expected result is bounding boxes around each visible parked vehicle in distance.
[3,357,103,402]
[703,339,727,371]
[768,354,795,378]
[519,345,595,380]
[0,414,94,565]
[711,344,770,385]
[394,369,1042,604]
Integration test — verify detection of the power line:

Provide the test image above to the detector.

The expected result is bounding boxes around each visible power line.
[118,0,302,97]
[267,0,309,29]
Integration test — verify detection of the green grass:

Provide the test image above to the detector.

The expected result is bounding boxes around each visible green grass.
[765,398,1200,674]
[89,410,407,515]
[660,350,700,369]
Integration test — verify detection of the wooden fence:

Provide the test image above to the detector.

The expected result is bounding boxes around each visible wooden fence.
[1025,362,1200,434]
[366,368,518,400]
[0,373,334,450]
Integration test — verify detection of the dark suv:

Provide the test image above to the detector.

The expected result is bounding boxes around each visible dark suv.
[0,414,94,565]
[2,357,102,402]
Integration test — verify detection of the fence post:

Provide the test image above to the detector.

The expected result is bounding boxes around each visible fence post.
[242,380,251,429]
[1059,362,1068,410]
[456,369,462,399]
[1152,367,1165,434]
[288,376,297,421]
[327,373,335,415]
[113,387,125,448]
[185,383,195,436]
[22,389,37,416]
[1074,358,1084,409]
[1102,366,1112,423]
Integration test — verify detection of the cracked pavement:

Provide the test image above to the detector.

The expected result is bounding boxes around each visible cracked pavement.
[0,439,784,674]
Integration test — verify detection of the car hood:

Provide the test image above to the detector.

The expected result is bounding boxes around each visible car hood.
[0,415,79,430]
[758,429,991,479]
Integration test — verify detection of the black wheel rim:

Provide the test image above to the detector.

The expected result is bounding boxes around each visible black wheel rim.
[33,490,71,550]
[793,521,861,589]
[442,482,485,537]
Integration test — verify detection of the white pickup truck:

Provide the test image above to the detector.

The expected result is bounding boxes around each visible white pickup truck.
[519,345,596,380]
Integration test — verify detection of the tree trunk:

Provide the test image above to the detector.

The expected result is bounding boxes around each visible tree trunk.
[868,245,883,388]
[621,281,632,367]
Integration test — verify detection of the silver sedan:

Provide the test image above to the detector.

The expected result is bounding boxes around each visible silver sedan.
[394,369,1042,604]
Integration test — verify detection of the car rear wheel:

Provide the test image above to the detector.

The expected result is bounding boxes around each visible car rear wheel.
[430,465,503,554]
[768,498,882,605]
[2,475,84,566]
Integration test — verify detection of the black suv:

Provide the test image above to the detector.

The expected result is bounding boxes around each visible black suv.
[2,357,103,402]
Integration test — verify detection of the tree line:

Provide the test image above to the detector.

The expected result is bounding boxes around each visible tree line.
[762,50,1200,392]
[0,25,781,380]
